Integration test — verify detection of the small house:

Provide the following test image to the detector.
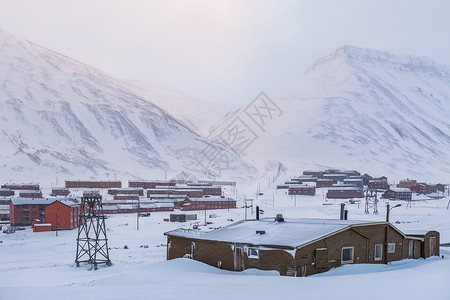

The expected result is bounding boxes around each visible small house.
[165,217,439,277]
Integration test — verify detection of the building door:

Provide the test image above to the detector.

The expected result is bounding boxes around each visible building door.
[408,240,414,259]
[429,237,436,257]
[233,246,245,271]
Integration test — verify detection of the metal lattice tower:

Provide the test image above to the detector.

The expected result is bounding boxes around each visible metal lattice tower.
[75,196,111,270]
[364,188,378,214]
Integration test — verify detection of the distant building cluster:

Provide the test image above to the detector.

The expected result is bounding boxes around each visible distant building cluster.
[1,178,237,233]
[277,169,443,201]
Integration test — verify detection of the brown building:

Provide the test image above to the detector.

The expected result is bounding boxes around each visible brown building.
[303,170,325,177]
[368,177,389,190]
[128,180,175,189]
[108,188,144,196]
[316,179,337,188]
[165,218,439,277]
[410,183,437,195]
[382,188,412,200]
[65,180,121,189]
[51,187,70,196]
[180,197,237,211]
[1,183,40,190]
[45,200,82,230]
[396,179,417,189]
[19,190,43,198]
[326,187,364,198]
[288,185,316,196]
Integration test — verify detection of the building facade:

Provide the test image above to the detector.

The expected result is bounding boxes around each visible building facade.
[382,188,412,200]
[45,200,81,230]
[288,185,316,196]
[165,218,439,277]
[326,187,364,198]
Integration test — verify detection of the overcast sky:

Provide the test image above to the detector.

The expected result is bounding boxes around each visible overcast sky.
[1,0,450,105]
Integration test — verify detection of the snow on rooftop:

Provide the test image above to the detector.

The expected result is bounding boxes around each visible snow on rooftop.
[390,188,412,192]
[11,198,56,205]
[166,218,378,248]
[328,187,362,190]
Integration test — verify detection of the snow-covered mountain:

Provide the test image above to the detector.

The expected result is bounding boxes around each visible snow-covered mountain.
[209,46,450,182]
[0,29,255,184]
[123,80,229,136]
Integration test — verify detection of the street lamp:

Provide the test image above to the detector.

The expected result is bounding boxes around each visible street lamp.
[386,203,401,222]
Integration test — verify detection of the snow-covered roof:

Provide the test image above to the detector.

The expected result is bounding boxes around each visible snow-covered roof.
[148,194,187,198]
[288,184,312,188]
[34,223,52,227]
[155,203,174,208]
[328,187,361,190]
[389,188,412,193]
[11,198,56,205]
[165,218,385,248]
[52,200,81,207]
[188,197,235,202]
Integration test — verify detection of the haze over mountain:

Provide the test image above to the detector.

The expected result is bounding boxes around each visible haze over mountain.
[209,45,450,183]
[0,29,255,185]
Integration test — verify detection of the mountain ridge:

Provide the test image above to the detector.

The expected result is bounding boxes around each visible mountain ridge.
[210,45,450,182]
[0,29,255,185]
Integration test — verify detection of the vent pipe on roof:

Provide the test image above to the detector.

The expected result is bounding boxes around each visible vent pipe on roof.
[344,209,348,220]
[340,203,345,220]
[256,205,260,220]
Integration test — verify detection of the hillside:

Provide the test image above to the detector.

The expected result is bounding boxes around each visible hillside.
[209,46,450,182]
[0,29,255,184]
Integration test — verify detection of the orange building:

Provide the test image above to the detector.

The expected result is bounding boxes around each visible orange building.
[45,200,81,230]
[33,223,52,232]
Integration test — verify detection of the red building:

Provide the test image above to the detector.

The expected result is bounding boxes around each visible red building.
[382,188,412,200]
[65,180,122,189]
[181,197,237,211]
[146,186,222,198]
[0,206,9,221]
[288,185,316,196]
[410,183,437,195]
[396,179,417,189]
[303,170,325,177]
[113,195,140,201]
[1,183,40,190]
[33,223,52,232]
[45,200,82,230]
[102,203,174,214]
[51,187,70,196]
[10,198,55,226]
[316,179,337,188]
[368,177,389,190]
[326,187,364,199]
[19,190,43,198]
[108,188,144,196]
[128,180,175,189]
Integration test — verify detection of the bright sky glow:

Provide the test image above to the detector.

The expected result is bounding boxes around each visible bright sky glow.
[1,0,449,105]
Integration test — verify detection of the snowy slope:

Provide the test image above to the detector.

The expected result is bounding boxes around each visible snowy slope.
[123,80,229,136]
[0,29,255,184]
[209,46,450,182]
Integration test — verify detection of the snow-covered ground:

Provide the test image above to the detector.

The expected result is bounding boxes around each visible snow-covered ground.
[1,184,449,299]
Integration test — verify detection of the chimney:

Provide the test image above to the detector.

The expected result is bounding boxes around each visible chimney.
[256,205,260,220]
[340,203,345,220]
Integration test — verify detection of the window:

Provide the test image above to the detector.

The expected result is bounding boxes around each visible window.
[248,248,259,259]
[375,244,383,261]
[341,246,354,264]
[388,243,395,253]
